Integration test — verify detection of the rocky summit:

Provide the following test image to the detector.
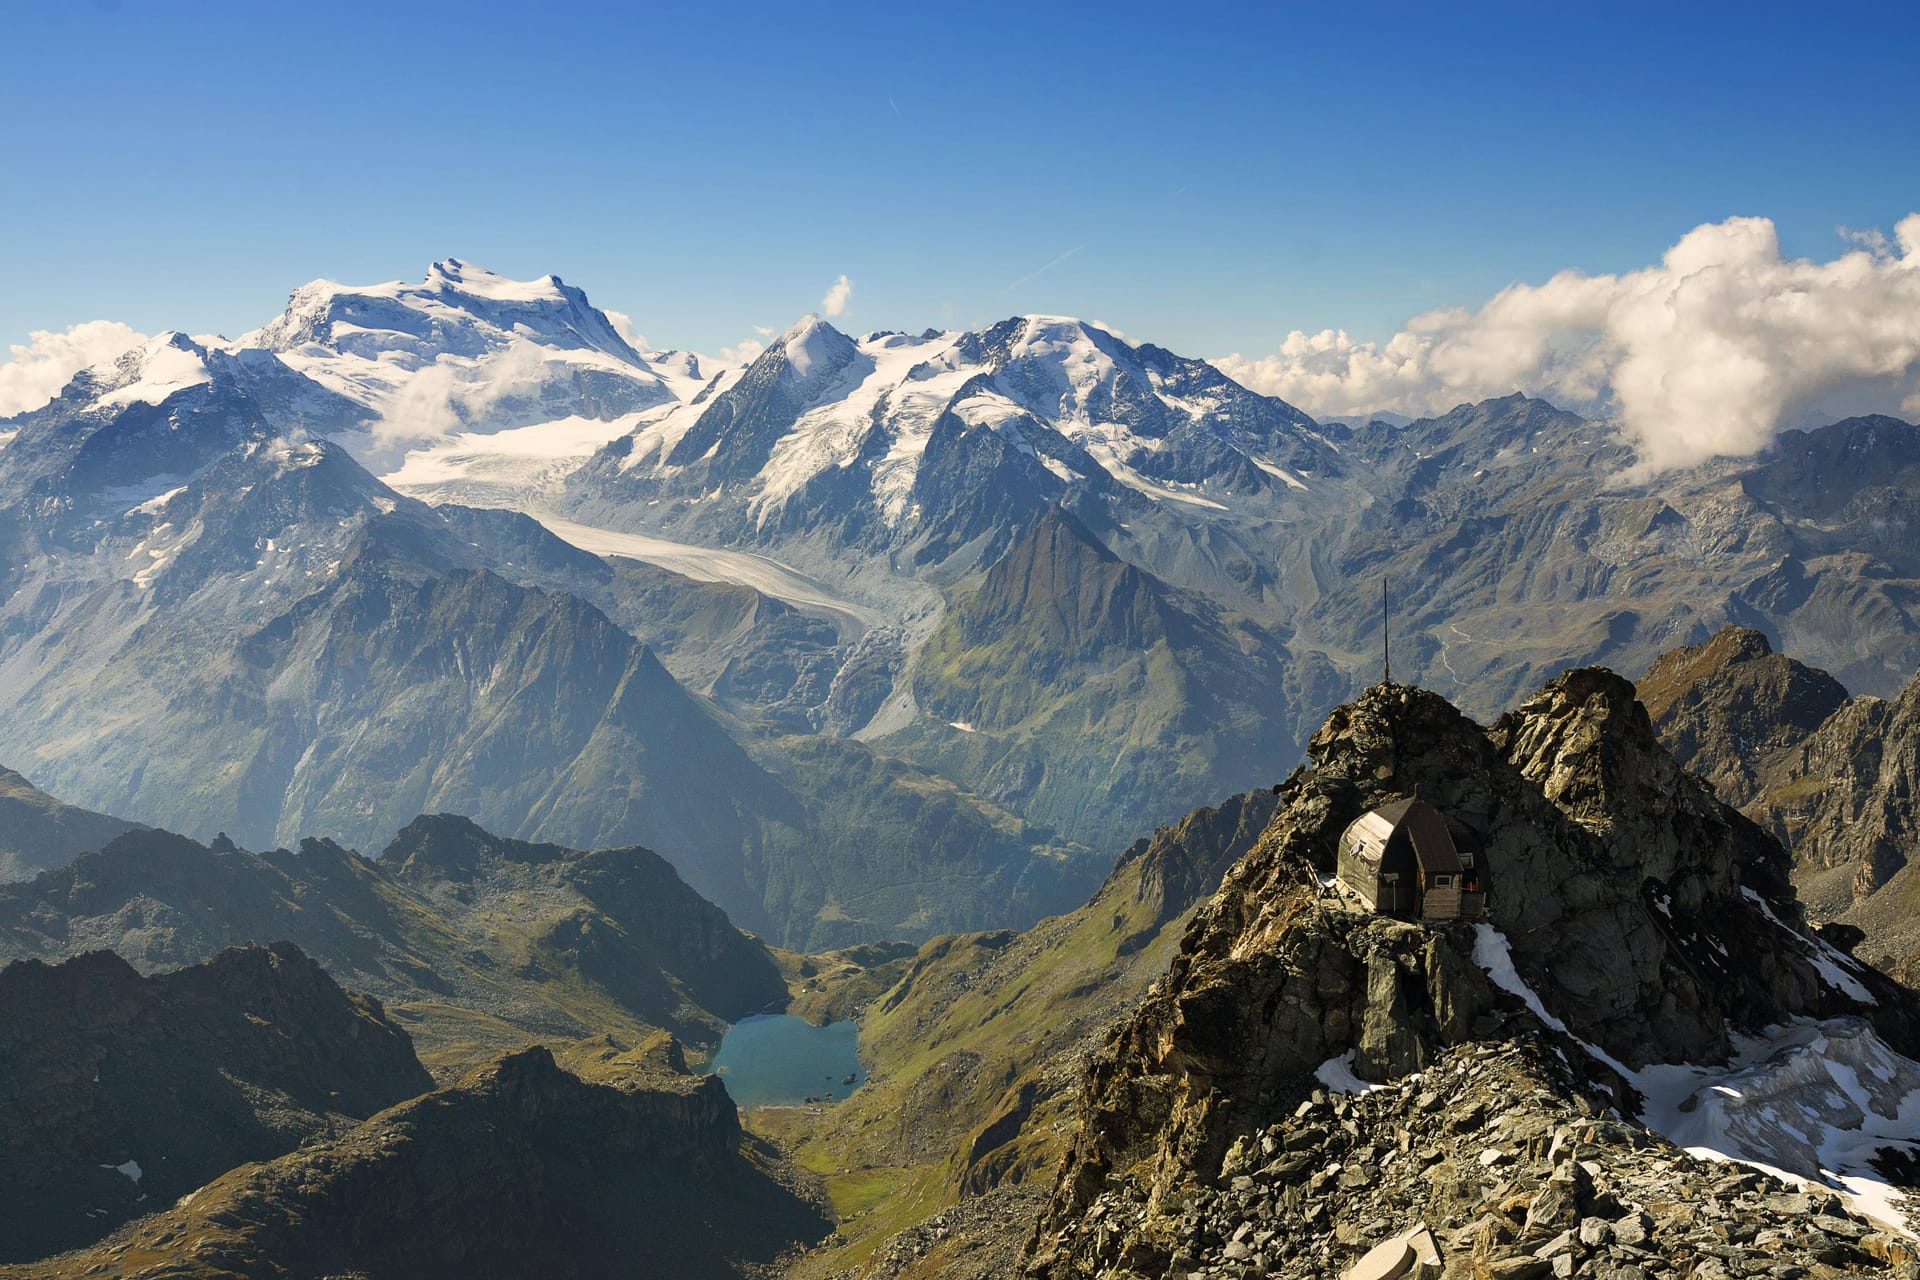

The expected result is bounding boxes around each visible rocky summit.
[0,766,141,882]
[1020,672,1920,1279]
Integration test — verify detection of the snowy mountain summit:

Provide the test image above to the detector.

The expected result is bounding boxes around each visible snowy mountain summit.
[241,259,681,460]
[566,310,1342,571]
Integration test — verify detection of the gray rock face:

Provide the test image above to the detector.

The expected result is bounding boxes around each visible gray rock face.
[1636,625,1849,810]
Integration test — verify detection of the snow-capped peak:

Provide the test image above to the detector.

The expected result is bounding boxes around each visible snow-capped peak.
[589,307,1333,538]
[778,313,856,380]
[232,261,678,473]
[92,331,214,409]
[422,257,570,305]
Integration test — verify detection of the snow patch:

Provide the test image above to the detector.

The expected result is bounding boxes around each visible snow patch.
[382,414,640,505]
[1252,456,1310,490]
[1742,887,1877,1005]
[94,336,212,409]
[101,1160,142,1184]
[948,720,976,733]
[530,513,881,629]
[1316,1050,1387,1096]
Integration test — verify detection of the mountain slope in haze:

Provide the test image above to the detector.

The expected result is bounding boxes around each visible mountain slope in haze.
[0,943,430,1264]
[1321,400,1920,717]
[0,815,785,1068]
[0,767,141,882]
[11,263,1920,963]
[887,507,1303,850]
[1023,672,1920,1277]
[0,366,1090,946]
[4,1046,831,1280]
[436,503,874,734]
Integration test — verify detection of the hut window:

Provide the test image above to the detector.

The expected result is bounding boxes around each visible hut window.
[1433,874,1452,887]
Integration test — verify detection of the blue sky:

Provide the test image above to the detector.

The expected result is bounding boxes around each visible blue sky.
[4,0,1917,360]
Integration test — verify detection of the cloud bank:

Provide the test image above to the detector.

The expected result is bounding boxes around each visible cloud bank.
[1216,214,1920,472]
[821,274,853,318]
[0,320,149,417]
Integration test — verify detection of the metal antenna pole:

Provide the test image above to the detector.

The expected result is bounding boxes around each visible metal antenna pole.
[1382,578,1390,687]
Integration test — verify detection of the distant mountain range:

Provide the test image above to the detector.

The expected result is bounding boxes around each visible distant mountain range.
[3,260,1918,946]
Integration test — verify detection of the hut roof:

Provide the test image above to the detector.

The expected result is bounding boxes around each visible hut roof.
[1348,797,1462,877]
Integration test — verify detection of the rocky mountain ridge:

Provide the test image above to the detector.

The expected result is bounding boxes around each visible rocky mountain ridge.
[0,766,141,882]
[0,814,788,1068]
[0,942,431,1264]
[2,1043,832,1280]
[9,261,1920,963]
[0,362,1094,947]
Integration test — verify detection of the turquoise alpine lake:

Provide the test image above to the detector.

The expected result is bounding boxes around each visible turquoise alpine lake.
[708,1014,866,1107]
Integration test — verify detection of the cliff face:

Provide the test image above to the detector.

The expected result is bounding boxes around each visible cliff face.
[1022,673,1919,1279]
[1636,625,1849,812]
[11,1046,831,1280]
[0,943,431,1264]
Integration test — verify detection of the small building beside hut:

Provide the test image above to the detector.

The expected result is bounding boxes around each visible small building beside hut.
[1335,797,1486,920]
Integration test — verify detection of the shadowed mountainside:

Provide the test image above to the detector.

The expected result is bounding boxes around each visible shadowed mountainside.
[0,943,430,1264]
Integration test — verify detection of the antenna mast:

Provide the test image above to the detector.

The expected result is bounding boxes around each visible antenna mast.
[1382,578,1391,687]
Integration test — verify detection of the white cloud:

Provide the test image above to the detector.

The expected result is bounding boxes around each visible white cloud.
[718,338,766,366]
[821,274,853,318]
[602,308,649,353]
[364,340,555,470]
[0,320,149,417]
[1216,213,1920,473]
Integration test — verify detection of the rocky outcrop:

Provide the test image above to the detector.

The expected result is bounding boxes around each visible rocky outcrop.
[1772,672,1920,899]
[0,943,430,1264]
[1041,1037,1916,1279]
[1022,672,1919,1279]
[8,1046,831,1280]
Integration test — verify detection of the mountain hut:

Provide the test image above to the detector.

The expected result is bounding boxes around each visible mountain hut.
[1334,797,1485,920]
